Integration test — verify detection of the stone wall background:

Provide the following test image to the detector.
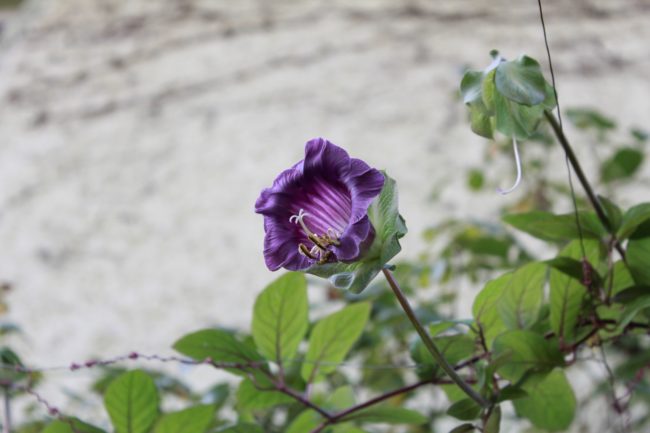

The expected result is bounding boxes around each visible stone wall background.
[1,0,649,428]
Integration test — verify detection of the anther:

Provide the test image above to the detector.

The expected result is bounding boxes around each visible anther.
[298,243,318,260]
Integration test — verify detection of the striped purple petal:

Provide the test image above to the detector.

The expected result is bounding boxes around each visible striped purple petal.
[255,138,385,271]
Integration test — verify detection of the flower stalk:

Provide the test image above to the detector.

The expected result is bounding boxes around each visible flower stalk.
[382,268,489,408]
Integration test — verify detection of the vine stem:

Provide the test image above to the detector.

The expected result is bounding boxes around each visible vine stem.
[3,387,11,433]
[382,268,489,408]
[544,111,626,260]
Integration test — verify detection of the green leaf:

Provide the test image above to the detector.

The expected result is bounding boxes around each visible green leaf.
[301,303,371,382]
[472,274,510,348]
[446,398,482,421]
[236,378,293,411]
[618,296,650,330]
[598,196,623,232]
[484,406,501,433]
[627,220,650,286]
[448,424,476,433]
[601,147,644,183]
[495,55,546,106]
[467,169,485,191]
[411,334,476,380]
[513,369,576,431]
[342,406,427,425]
[498,262,546,330]
[618,203,650,239]
[307,172,407,293]
[286,410,322,433]
[154,405,215,433]
[503,211,605,242]
[492,331,563,381]
[215,424,263,433]
[469,103,494,138]
[252,272,308,363]
[549,240,600,342]
[460,70,484,105]
[566,108,616,131]
[104,370,159,433]
[173,329,265,377]
[41,420,106,433]
[496,385,528,403]
[494,90,544,139]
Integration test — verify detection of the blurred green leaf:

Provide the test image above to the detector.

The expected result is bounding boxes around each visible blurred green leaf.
[467,169,485,191]
[343,406,427,425]
[154,405,215,433]
[41,420,105,433]
[447,398,482,421]
[503,211,605,241]
[498,262,546,330]
[173,329,265,377]
[601,148,643,183]
[566,108,616,131]
[104,370,159,433]
[215,424,263,433]
[492,331,563,381]
[484,406,501,433]
[627,220,650,286]
[448,424,476,433]
[252,272,308,364]
[472,274,511,348]
[495,55,546,106]
[618,203,650,239]
[236,378,292,411]
[301,303,370,382]
[513,369,576,431]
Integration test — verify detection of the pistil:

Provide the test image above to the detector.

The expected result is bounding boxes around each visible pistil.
[290,209,341,264]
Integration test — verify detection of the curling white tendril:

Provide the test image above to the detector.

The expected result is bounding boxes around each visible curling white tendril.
[497,136,522,195]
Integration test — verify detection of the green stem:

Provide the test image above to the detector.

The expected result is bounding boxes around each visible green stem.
[3,387,11,433]
[382,268,489,408]
[544,110,626,260]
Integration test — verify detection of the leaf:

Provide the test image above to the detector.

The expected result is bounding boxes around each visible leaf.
[566,108,616,131]
[618,203,650,239]
[173,329,265,377]
[460,70,484,105]
[215,424,263,433]
[627,220,650,286]
[342,406,427,425]
[496,385,528,403]
[492,331,563,381]
[548,240,599,343]
[41,420,106,433]
[154,405,215,433]
[494,91,544,139]
[513,369,576,431]
[503,211,605,242]
[598,195,623,232]
[236,378,293,411]
[301,303,371,382]
[495,55,546,106]
[307,172,407,293]
[286,410,322,433]
[472,273,511,348]
[411,334,476,380]
[498,262,546,330]
[448,424,476,433]
[252,272,308,363]
[104,370,159,433]
[601,147,644,183]
[618,296,650,330]
[446,398,482,421]
[484,406,501,433]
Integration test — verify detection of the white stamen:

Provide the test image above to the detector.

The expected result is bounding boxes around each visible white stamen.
[327,227,341,240]
[497,136,523,195]
[289,209,315,237]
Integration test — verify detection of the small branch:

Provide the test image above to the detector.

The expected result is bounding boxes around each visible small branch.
[276,383,332,421]
[544,110,626,260]
[2,386,11,433]
[382,268,489,408]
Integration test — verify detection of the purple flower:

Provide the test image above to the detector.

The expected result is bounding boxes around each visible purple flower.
[255,138,385,271]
